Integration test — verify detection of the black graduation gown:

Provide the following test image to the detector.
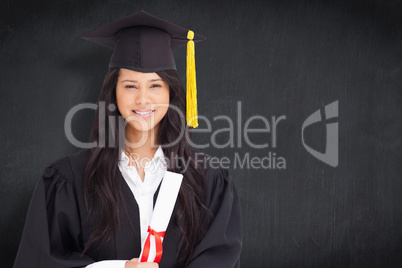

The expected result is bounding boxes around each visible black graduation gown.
[13,149,242,268]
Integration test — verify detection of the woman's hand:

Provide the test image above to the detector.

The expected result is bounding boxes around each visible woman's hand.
[124,258,159,268]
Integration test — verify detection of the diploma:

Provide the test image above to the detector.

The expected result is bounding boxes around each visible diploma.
[139,171,183,263]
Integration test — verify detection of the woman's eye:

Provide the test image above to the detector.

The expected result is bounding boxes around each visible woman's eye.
[125,85,137,89]
[150,84,162,88]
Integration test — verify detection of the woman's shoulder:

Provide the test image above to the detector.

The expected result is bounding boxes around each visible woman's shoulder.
[195,152,230,180]
[195,152,234,202]
[42,149,91,185]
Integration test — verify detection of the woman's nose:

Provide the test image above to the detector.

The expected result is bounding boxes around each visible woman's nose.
[135,88,150,105]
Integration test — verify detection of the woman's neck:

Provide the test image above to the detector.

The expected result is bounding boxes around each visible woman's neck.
[124,125,160,160]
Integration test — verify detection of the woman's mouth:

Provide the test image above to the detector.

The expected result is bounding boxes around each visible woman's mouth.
[133,110,155,118]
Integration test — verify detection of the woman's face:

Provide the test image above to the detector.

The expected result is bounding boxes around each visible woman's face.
[116,68,170,135]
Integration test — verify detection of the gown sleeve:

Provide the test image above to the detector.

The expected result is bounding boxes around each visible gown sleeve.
[187,166,242,268]
[13,157,95,268]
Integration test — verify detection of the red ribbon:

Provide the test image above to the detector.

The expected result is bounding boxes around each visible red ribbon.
[140,226,166,263]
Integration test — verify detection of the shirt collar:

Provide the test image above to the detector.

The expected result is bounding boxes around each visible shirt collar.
[119,145,167,168]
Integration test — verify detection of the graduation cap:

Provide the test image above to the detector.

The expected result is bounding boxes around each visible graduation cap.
[79,11,205,128]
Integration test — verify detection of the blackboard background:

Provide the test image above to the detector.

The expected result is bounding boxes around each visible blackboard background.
[1,0,401,267]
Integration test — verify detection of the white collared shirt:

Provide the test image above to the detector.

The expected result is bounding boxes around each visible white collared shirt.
[118,145,167,245]
[86,146,167,268]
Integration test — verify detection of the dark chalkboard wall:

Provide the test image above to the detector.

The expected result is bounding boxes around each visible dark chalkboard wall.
[1,0,401,267]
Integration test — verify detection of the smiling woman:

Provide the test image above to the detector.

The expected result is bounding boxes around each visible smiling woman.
[116,69,170,138]
[13,11,242,268]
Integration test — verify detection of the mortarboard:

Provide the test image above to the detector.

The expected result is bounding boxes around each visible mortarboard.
[79,11,205,128]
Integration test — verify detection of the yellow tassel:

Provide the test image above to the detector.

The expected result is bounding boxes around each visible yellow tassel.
[186,30,198,128]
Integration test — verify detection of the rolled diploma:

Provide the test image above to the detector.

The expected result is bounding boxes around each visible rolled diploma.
[138,171,183,262]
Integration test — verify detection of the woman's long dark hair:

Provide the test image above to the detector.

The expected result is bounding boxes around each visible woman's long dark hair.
[83,68,208,264]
